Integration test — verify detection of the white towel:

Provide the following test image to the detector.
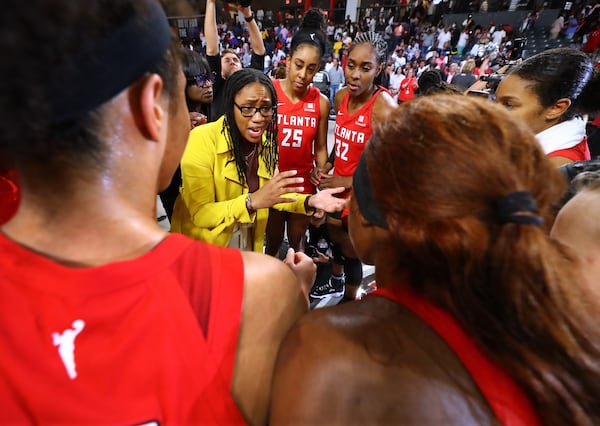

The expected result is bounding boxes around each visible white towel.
[536,117,586,155]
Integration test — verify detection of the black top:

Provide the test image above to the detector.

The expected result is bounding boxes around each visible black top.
[207,52,265,122]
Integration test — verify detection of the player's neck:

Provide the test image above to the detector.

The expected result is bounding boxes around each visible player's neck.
[282,79,308,102]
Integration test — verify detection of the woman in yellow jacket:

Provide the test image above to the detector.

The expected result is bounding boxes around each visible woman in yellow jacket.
[172,69,344,252]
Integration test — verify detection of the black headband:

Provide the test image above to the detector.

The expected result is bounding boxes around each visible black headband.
[48,0,172,123]
[353,153,388,229]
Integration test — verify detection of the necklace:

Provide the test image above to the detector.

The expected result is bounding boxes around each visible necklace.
[243,145,257,164]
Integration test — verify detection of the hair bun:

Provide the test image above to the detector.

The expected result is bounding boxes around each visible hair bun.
[301,8,324,31]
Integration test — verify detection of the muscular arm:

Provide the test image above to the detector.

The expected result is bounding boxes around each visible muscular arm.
[233,251,308,425]
[205,0,219,56]
[372,89,398,125]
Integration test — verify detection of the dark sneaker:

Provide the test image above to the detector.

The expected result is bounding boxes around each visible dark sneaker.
[309,275,345,309]
[310,275,345,298]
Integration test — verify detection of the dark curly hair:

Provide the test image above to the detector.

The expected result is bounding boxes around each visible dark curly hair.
[221,68,278,185]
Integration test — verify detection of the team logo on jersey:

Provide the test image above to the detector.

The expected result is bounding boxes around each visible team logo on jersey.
[304,102,316,113]
[52,319,85,380]
[355,115,367,127]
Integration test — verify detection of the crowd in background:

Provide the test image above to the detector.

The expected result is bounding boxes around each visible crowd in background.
[179,0,599,104]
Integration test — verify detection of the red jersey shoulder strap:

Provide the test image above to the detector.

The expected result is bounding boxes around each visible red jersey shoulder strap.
[339,86,385,118]
[548,136,590,162]
[273,78,284,98]
[203,243,244,386]
[166,234,244,388]
[370,286,541,426]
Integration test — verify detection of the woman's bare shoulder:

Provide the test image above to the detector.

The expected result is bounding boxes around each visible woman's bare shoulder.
[270,296,498,425]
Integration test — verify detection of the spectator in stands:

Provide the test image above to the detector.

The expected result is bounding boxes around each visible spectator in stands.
[204,0,265,121]
[564,14,579,41]
[327,57,345,108]
[451,58,477,91]
[549,13,565,40]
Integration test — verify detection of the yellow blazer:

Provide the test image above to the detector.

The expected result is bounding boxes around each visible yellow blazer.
[171,117,311,252]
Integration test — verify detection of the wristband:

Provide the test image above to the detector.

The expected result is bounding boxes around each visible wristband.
[246,193,256,213]
[244,13,255,23]
[304,195,315,214]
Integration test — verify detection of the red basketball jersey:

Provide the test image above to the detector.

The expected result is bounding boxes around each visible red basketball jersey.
[0,233,246,424]
[332,87,383,179]
[275,79,321,194]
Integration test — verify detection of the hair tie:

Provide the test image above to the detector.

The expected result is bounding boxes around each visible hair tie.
[494,191,544,226]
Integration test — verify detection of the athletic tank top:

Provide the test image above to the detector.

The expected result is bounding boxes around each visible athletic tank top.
[370,286,542,426]
[274,79,321,194]
[0,233,246,424]
[333,87,383,179]
[549,137,591,162]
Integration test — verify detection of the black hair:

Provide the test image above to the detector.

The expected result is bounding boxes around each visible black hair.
[347,31,388,86]
[180,47,212,115]
[509,48,600,121]
[222,68,278,186]
[349,31,388,65]
[290,9,327,58]
[0,0,179,192]
[181,48,211,80]
[417,70,463,96]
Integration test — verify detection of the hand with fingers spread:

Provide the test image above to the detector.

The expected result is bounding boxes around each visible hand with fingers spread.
[249,170,305,210]
[306,187,346,213]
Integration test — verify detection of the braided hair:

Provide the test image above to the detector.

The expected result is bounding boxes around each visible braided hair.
[290,9,327,57]
[221,68,278,186]
[349,31,388,65]
[348,31,388,86]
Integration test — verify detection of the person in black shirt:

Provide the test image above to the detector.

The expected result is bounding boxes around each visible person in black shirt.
[205,0,265,121]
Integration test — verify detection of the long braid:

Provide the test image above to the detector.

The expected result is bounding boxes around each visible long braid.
[262,107,278,176]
